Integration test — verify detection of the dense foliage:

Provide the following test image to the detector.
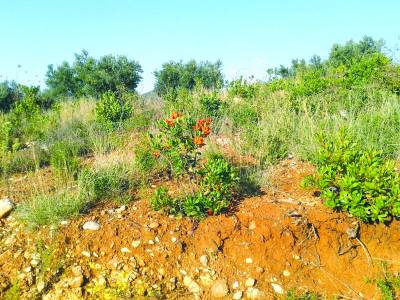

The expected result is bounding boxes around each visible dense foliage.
[310,130,400,223]
[154,60,224,100]
[46,50,143,98]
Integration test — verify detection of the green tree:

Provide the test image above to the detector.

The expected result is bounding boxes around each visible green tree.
[45,50,143,98]
[154,59,224,99]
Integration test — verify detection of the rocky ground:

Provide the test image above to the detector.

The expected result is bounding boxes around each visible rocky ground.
[1,159,400,299]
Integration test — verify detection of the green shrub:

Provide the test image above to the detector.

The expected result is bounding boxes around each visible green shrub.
[199,93,224,117]
[313,130,400,223]
[227,77,257,99]
[49,141,80,179]
[151,155,238,219]
[78,164,134,205]
[16,190,84,227]
[95,91,132,129]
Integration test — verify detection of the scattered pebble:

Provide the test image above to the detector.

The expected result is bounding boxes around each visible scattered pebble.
[82,221,100,231]
[0,198,13,219]
[199,254,209,266]
[271,283,284,294]
[132,240,141,248]
[245,257,253,264]
[171,237,177,243]
[211,279,229,298]
[183,276,202,294]
[283,270,290,277]
[60,220,69,226]
[247,287,264,299]
[232,281,240,289]
[248,221,256,230]
[148,221,160,229]
[121,247,131,253]
[245,278,256,287]
[148,240,155,245]
[81,251,91,257]
[233,290,243,300]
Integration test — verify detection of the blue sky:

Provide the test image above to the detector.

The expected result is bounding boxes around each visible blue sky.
[1,0,399,93]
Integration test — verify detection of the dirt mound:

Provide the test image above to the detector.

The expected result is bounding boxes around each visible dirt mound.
[1,159,400,299]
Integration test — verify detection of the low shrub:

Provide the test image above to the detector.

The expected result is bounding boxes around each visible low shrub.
[95,91,132,129]
[311,130,400,223]
[49,141,81,179]
[227,77,258,99]
[148,112,238,218]
[78,164,135,205]
[16,190,84,227]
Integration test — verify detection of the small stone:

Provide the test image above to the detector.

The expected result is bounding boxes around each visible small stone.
[283,270,290,277]
[60,220,69,226]
[171,237,177,243]
[116,205,127,212]
[148,240,154,245]
[24,266,32,273]
[247,287,264,299]
[148,221,160,229]
[199,255,208,266]
[248,221,256,230]
[30,259,40,267]
[121,247,131,253]
[233,290,243,300]
[245,257,253,264]
[82,221,100,231]
[271,283,284,294]
[211,279,229,298]
[132,240,141,248]
[81,251,91,257]
[245,278,256,287]
[0,198,13,219]
[183,276,201,294]
[199,273,214,287]
[293,254,301,260]
[37,280,45,292]
[256,267,264,273]
[232,281,240,289]
[71,265,82,276]
[69,275,84,288]
[155,236,160,243]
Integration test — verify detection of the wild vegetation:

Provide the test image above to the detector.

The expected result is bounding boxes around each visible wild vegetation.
[1,36,400,298]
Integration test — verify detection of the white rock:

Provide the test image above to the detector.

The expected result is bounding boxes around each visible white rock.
[171,237,177,243]
[211,279,229,298]
[148,221,160,229]
[81,251,91,257]
[283,270,290,277]
[148,240,154,245]
[132,240,141,248]
[0,198,13,219]
[245,278,256,287]
[232,281,240,289]
[60,220,69,226]
[271,283,284,294]
[199,255,208,266]
[82,221,100,231]
[248,221,256,230]
[233,290,243,300]
[121,247,131,253]
[245,257,253,264]
[247,287,264,299]
[183,276,201,294]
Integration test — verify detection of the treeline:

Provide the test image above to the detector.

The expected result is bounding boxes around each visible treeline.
[1,36,399,114]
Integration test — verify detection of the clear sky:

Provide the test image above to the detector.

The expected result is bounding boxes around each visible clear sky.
[1,0,399,93]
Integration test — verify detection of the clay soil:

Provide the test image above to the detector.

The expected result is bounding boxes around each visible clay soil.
[1,159,400,299]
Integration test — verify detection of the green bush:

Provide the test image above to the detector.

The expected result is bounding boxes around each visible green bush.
[154,60,224,100]
[313,130,400,223]
[49,141,81,179]
[46,50,143,98]
[78,164,134,205]
[227,77,258,99]
[16,190,84,227]
[151,155,238,218]
[199,93,224,117]
[95,91,132,129]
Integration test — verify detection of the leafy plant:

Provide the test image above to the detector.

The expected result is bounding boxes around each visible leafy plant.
[95,91,133,129]
[312,129,400,223]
